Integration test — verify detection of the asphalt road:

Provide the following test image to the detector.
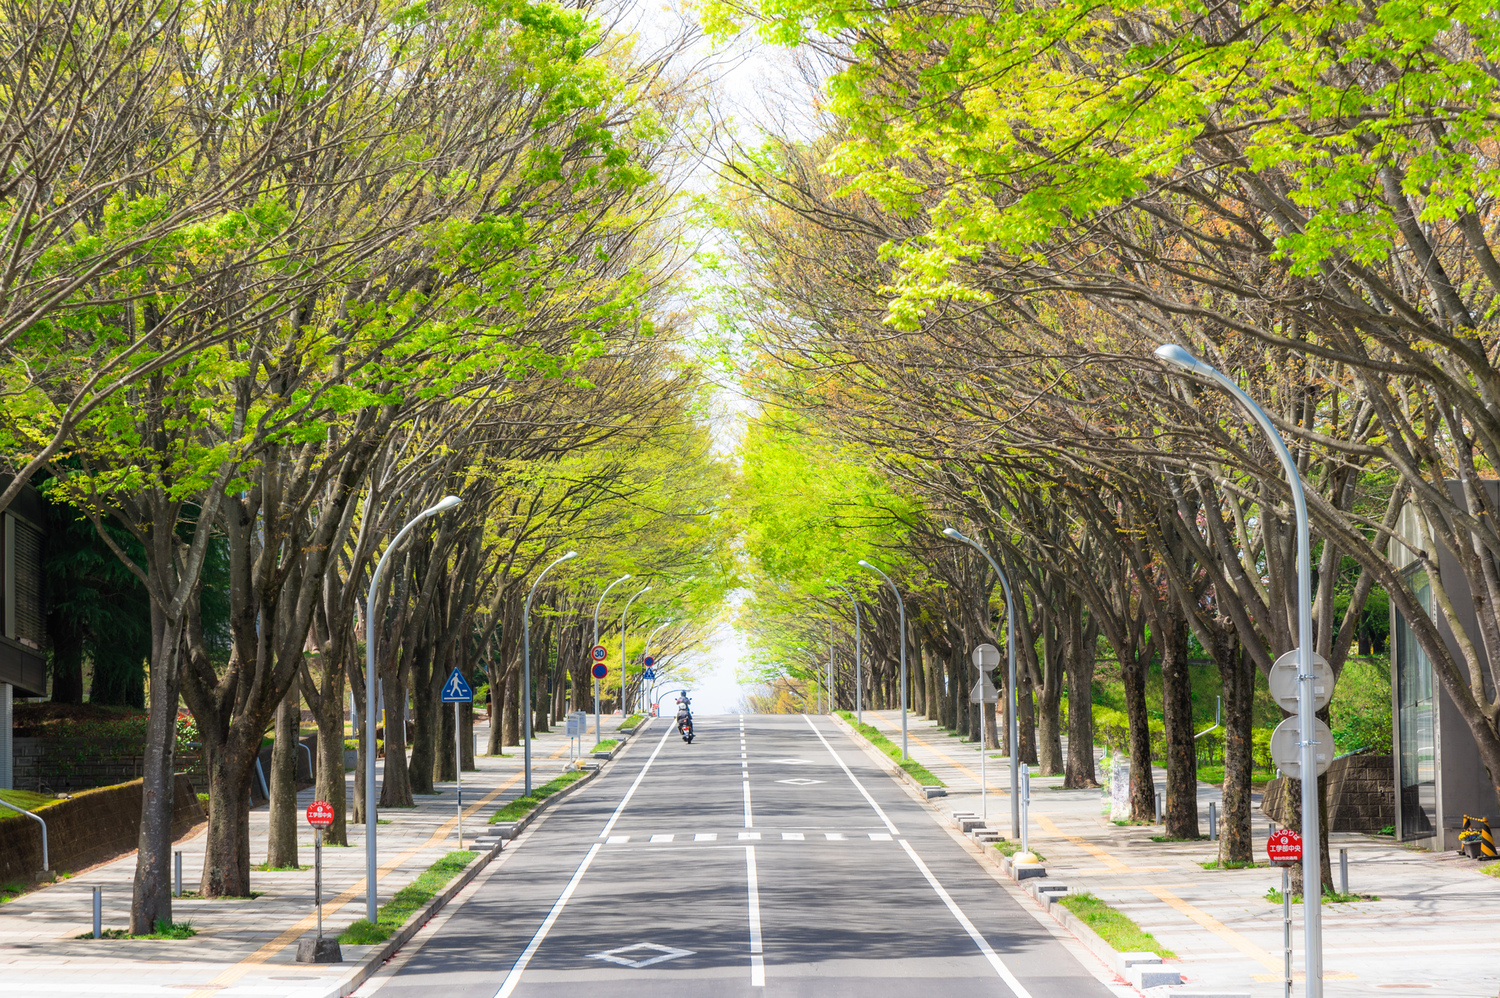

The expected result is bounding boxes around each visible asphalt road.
[363,714,1118,998]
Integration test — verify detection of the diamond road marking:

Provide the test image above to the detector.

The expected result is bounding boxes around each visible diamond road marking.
[770,758,812,765]
[695,833,718,841]
[650,834,674,843]
[589,942,696,969]
[607,835,630,844]
[824,833,844,840]
[869,833,893,841]
[782,832,804,841]
[739,832,761,840]
[775,778,824,786]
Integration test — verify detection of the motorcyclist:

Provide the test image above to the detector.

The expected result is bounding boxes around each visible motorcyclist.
[675,694,694,743]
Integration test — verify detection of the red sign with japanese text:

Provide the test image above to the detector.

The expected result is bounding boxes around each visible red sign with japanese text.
[305,801,335,828]
[1266,828,1302,866]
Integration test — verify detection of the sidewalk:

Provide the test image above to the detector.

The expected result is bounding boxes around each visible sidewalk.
[861,709,1500,997]
[0,720,597,998]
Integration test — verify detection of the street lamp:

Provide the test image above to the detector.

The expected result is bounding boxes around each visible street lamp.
[1154,342,1322,998]
[858,560,908,759]
[641,619,673,714]
[365,494,461,923]
[942,527,1021,839]
[592,575,630,741]
[828,580,864,724]
[619,586,651,723]
[524,550,579,795]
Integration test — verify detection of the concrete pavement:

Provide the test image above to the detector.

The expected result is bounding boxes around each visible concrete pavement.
[0,722,588,998]
[861,709,1500,997]
[354,712,1127,998]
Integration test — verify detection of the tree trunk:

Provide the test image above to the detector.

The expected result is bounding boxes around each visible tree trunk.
[310,653,349,844]
[1017,672,1038,765]
[49,620,85,704]
[200,741,254,897]
[1161,611,1200,839]
[266,676,300,868]
[407,641,437,795]
[129,604,182,934]
[461,701,476,771]
[1121,652,1156,822]
[437,694,457,783]
[502,670,519,746]
[1064,611,1099,789]
[379,672,413,807]
[1219,636,1254,863]
[983,697,1000,749]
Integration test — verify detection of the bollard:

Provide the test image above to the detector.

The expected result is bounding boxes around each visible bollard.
[1156,790,1164,821]
[92,886,101,939]
[174,851,182,898]
[1339,848,1348,895]
[1208,801,1218,841]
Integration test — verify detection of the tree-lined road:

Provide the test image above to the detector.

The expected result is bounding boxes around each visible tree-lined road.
[364,716,1117,998]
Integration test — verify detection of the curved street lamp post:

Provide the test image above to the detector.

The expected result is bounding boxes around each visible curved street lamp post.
[941,528,1020,839]
[524,551,579,795]
[858,560,908,759]
[1154,343,1322,998]
[365,494,461,923]
[619,585,651,730]
[828,580,864,724]
[640,619,672,715]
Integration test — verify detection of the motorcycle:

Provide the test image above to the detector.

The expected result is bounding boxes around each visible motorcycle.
[676,694,694,743]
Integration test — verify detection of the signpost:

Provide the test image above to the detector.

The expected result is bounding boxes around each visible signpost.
[591,651,609,744]
[970,643,1001,824]
[300,802,339,963]
[441,668,474,849]
[1268,828,1303,998]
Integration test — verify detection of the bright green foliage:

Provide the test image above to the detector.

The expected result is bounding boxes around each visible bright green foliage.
[1058,893,1175,958]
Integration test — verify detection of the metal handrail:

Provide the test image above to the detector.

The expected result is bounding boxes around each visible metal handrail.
[0,796,48,870]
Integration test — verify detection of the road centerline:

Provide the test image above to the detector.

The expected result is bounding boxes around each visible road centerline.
[746,845,766,987]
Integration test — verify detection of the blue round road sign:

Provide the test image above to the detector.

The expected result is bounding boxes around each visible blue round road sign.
[643,656,655,668]
[592,662,608,680]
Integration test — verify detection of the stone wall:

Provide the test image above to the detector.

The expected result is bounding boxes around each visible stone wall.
[1261,753,1394,832]
[0,774,204,883]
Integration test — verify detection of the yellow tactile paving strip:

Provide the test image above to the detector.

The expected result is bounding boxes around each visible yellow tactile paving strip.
[185,746,570,998]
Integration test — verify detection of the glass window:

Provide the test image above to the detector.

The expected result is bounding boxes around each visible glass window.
[1395,572,1436,839]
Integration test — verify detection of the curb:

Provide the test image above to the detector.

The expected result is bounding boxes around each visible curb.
[827,712,946,800]
[316,730,645,998]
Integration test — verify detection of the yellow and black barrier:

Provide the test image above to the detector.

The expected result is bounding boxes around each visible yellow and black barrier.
[1458,815,1497,859]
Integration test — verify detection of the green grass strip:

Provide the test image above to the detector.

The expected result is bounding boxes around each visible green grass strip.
[619,714,644,730]
[0,789,57,821]
[591,739,619,752]
[77,919,196,940]
[836,711,945,786]
[991,838,1045,862]
[338,851,475,945]
[489,770,588,824]
[1058,893,1175,958]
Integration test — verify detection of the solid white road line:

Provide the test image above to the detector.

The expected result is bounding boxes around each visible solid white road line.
[599,720,674,838]
[495,719,674,997]
[802,714,899,834]
[898,838,1035,998]
[746,845,765,987]
[491,843,602,998]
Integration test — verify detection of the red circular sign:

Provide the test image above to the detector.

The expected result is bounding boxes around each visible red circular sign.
[592,662,609,680]
[1266,828,1302,866]
[591,645,608,662]
[305,800,335,828]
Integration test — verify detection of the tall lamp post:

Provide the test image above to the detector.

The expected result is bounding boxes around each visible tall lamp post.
[942,527,1020,839]
[524,550,578,795]
[365,495,461,924]
[1154,342,1322,998]
[828,580,863,724]
[641,619,672,714]
[620,585,651,717]
[592,575,630,741]
[858,560,908,759]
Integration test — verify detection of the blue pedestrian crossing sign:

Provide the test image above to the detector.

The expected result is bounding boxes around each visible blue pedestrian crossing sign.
[643,669,655,681]
[441,668,474,703]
